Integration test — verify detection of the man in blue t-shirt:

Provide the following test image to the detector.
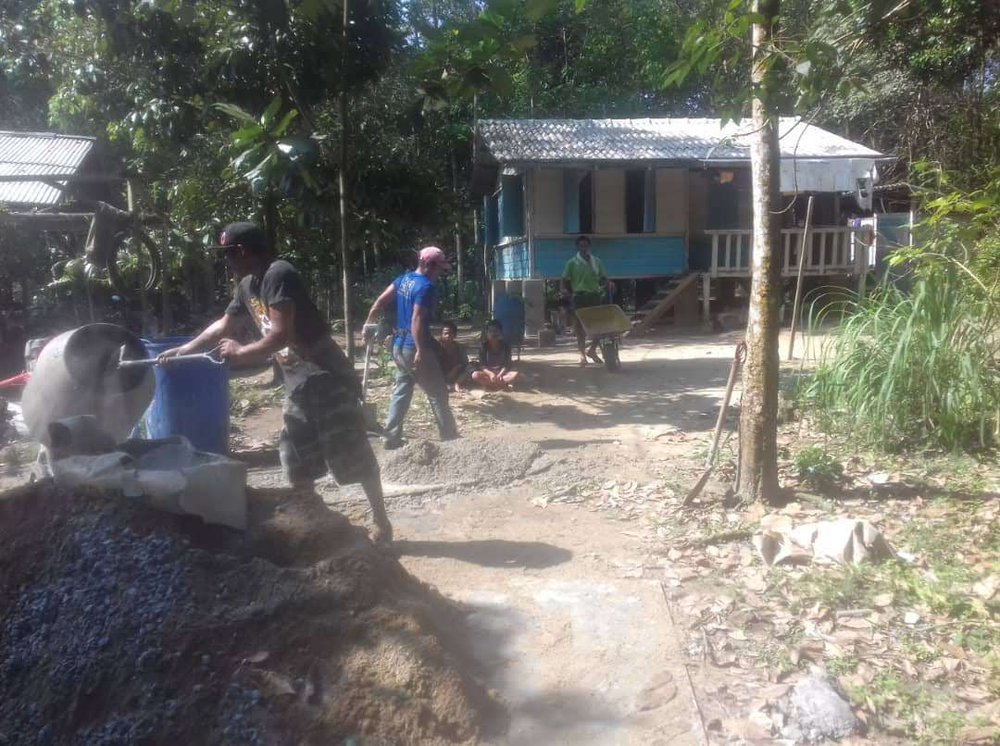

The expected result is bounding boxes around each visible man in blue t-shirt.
[364,246,458,449]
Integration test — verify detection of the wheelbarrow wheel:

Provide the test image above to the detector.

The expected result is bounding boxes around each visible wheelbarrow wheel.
[602,338,621,371]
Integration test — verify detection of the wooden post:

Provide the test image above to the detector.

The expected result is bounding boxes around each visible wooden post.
[338,0,354,359]
[451,152,464,294]
[786,195,814,361]
[702,273,711,320]
[855,224,869,296]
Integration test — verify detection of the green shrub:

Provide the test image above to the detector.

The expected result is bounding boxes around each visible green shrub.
[805,269,1000,451]
[794,446,844,489]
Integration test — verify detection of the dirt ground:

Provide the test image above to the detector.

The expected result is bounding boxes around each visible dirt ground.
[3,327,995,745]
[235,328,757,745]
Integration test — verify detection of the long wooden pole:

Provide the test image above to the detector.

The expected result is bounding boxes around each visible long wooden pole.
[338,0,354,360]
[683,341,747,505]
[786,195,814,361]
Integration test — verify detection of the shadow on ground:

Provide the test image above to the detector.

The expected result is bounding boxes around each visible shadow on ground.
[474,347,734,434]
[395,539,573,569]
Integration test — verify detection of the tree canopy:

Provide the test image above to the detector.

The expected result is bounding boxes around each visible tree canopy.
[1,0,997,329]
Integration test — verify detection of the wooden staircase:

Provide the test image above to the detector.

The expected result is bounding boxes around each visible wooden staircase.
[631,273,700,334]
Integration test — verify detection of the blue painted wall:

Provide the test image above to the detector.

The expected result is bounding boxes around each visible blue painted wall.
[497,237,686,280]
[534,236,686,279]
[495,241,530,280]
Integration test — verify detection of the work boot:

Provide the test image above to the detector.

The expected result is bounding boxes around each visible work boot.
[382,436,403,451]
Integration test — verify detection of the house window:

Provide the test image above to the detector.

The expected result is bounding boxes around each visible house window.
[625,169,655,234]
[500,174,524,238]
[563,170,593,234]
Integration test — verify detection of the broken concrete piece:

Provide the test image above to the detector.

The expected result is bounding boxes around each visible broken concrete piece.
[776,670,863,743]
[754,517,895,566]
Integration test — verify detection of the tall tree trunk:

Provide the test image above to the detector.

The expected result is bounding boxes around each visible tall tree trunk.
[451,152,464,302]
[338,0,354,359]
[261,189,278,251]
[737,0,782,503]
[159,223,172,334]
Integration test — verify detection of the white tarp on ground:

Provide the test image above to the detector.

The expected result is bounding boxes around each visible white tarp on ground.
[754,516,896,566]
[780,158,878,199]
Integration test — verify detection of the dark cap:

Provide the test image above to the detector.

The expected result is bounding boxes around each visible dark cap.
[211,222,268,253]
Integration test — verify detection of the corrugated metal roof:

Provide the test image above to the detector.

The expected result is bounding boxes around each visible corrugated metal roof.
[478,117,884,164]
[0,131,96,206]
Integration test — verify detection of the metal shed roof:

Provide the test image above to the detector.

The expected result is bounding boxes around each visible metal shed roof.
[478,117,884,164]
[0,131,96,207]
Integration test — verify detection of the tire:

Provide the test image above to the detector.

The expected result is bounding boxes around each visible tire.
[603,339,621,371]
[108,230,161,296]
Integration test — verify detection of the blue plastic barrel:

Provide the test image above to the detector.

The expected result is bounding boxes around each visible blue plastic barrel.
[493,294,525,347]
[142,337,230,454]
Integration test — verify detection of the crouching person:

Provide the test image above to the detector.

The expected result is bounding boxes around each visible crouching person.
[437,320,471,392]
[158,222,392,543]
[471,319,519,392]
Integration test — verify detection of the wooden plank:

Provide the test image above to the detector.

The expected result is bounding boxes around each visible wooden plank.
[633,273,700,333]
[0,211,163,229]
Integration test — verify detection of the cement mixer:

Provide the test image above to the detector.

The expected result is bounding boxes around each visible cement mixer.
[21,323,155,445]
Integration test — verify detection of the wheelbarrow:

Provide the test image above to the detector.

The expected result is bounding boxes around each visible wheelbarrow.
[574,304,631,371]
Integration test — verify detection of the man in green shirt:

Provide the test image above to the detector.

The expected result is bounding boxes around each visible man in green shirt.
[561,234,613,365]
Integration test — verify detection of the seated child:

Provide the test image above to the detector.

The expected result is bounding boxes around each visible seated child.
[437,320,470,391]
[471,319,519,392]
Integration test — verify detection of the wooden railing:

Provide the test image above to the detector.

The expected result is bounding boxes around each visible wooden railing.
[706,227,865,277]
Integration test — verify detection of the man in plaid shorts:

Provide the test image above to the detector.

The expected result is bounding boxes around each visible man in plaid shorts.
[158,222,392,543]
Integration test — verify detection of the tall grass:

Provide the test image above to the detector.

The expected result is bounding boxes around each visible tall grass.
[805,268,1000,452]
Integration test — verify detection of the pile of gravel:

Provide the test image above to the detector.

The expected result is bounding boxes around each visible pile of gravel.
[379,437,541,487]
[0,483,499,745]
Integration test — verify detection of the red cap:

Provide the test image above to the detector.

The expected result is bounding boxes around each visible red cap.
[418,245,452,271]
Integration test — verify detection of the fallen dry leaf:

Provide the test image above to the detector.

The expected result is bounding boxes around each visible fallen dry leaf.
[958,687,992,704]
[839,617,874,630]
[972,575,997,600]
[251,669,296,697]
[872,592,894,607]
[958,726,999,744]
[635,672,678,712]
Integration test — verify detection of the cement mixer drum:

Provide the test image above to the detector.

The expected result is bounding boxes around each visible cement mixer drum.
[21,324,155,445]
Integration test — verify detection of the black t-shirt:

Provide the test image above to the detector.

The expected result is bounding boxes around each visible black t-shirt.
[226,260,356,390]
[226,260,327,345]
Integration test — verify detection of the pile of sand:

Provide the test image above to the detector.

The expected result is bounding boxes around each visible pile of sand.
[0,483,502,745]
[379,438,541,487]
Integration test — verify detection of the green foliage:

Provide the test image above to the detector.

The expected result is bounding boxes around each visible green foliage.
[216,97,321,199]
[793,446,843,489]
[805,272,999,452]
[807,166,1000,452]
